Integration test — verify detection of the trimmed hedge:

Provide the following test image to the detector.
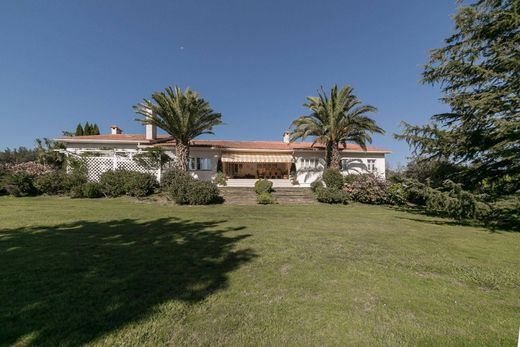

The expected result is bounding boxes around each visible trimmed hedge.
[254,179,273,194]
[322,168,344,189]
[315,186,349,204]
[257,192,276,204]
[162,169,222,205]
[98,169,157,198]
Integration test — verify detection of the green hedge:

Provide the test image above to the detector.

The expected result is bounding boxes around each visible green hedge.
[161,169,222,205]
[99,169,157,198]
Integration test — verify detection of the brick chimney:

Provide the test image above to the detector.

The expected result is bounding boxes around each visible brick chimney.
[283,131,290,143]
[110,125,122,134]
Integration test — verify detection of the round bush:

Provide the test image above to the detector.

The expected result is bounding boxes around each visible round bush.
[98,170,128,197]
[185,180,221,205]
[82,182,103,198]
[162,170,193,204]
[315,186,349,204]
[125,172,157,197]
[322,168,344,189]
[386,183,408,206]
[34,171,69,195]
[255,179,273,194]
[257,192,275,204]
[1,174,36,197]
[99,169,157,198]
[310,180,324,193]
[344,174,388,204]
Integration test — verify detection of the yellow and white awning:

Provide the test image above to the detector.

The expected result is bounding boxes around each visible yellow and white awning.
[221,152,292,163]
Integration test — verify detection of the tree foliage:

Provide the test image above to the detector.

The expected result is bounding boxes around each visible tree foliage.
[290,85,384,169]
[134,86,222,171]
[397,0,520,194]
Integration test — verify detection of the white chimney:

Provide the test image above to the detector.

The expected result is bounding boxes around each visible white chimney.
[144,108,157,140]
[110,125,122,134]
[283,131,290,143]
[146,123,157,140]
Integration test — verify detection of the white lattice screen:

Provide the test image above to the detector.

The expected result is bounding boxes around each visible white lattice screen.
[67,151,162,182]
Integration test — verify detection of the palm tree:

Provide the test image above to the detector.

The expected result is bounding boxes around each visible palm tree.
[290,84,384,170]
[134,86,222,171]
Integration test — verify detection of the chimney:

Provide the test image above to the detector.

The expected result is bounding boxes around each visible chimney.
[110,125,122,135]
[146,123,157,140]
[283,131,290,144]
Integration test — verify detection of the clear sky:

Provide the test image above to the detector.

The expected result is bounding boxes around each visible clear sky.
[0,0,458,167]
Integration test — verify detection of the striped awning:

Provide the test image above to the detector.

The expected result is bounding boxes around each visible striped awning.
[221,152,292,163]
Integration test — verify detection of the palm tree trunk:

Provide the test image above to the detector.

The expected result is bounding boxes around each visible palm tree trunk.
[175,141,189,171]
[325,141,333,168]
[330,143,341,170]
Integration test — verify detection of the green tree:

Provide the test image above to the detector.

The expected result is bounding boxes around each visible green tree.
[84,122,91,135]
[75,123,84,136]
[290,85,384,169]
[134,86,222,171]
[91,123,100,135]
[396,0,520,194]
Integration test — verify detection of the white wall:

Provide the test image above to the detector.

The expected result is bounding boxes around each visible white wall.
[294,151,386,186]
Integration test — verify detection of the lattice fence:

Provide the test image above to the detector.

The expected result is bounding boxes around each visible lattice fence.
[66,151,162,182]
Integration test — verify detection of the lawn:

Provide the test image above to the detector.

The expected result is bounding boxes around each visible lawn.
[1,197,519,346]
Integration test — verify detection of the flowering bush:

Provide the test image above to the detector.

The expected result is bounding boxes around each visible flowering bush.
[343,174,388,204]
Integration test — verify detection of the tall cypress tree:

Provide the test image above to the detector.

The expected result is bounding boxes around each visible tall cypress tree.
[75,123,84,136]
[84,122,91,135]
[92,123,100,135]
[396,0,520,195]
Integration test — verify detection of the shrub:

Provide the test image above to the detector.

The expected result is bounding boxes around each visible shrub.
[213,172,227,186]
[69,184,84,199]
[257,192,276,204]
[98,169,156,198]
[161,170,193,204]
[186,180,222,205]
[163,169,221,205]
[344,174,388,204]
[315,186,349,204]
[34,171,69,195]
[322,168,344,189]
[255,179,273,194]
[343,174,357,185]
[310,180,324,193]
[1,174,36,197]
[98,170,128,197]
[386,183,408,206]
[82,182,103,198]
[125,172,157,197]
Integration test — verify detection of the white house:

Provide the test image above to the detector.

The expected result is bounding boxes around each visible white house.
[57,124,390,187]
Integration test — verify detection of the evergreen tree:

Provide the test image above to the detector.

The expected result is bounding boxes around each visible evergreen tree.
[396,0,520,195]
[92,123,100,135]
[75,123,84,136]
[84,122,91,135]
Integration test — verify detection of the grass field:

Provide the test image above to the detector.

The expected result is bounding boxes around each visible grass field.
[1,196,519,346]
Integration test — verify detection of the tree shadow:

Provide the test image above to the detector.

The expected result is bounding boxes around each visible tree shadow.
[392,207,520,233]
[0,217,255,346]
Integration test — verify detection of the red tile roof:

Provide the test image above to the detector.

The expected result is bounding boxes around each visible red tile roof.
[57,134,391,153]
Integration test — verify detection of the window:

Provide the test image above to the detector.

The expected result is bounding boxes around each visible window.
[367,159,376,172]
[300,158,318,169]
[188,157,212,171]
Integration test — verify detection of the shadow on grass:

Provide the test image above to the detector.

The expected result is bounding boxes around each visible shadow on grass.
[391,206,519,233]
[0,217,255,346]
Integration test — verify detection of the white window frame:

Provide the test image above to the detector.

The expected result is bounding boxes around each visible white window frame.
[300,158,318,170]
[367,159,376,173]
[188,157,212,171]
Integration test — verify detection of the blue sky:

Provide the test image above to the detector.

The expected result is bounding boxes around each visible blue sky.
[0,0,458,167]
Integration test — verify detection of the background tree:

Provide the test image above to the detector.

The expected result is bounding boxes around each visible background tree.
[290,84,384,169]
[84,122,91,135]
[91,123,100,135]
[134,86,222,171]
[75,123,84,136]
[396,0,520,195]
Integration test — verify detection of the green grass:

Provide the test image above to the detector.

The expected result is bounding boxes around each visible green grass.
[1,196,519,346]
